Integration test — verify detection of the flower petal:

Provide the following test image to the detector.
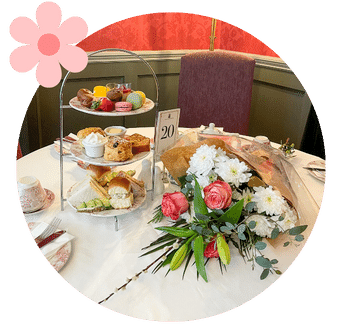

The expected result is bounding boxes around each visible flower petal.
[36,2,61,33]
[58,17,88,44]
[36,57,62,88]
[10,45,40,72]
[10,17,40,44]
[58,45,88,73]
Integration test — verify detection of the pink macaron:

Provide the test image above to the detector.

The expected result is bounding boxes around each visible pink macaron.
[115,101,133,112]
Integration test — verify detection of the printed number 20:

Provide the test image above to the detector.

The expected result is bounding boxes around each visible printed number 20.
[161,125,175,139]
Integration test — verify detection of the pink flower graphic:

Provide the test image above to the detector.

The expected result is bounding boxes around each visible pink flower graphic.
[10,2,88,88]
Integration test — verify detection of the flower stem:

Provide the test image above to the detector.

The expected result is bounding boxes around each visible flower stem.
[98,246,173,304]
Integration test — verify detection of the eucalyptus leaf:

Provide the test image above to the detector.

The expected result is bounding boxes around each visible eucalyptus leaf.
[217,199,244,225]
[245,201,255,212]
[195,213,210,222]
[237,224,246,233]
[224,222,235,230]
[248,220,256,229]
[271,227,280,239]
[185,175,193,182]
[260,268,270,280]
[283,241,290,247]
[255,256,272,269]
[289,225,307,236]
[238,232,246,240]
[295,234,304,242]
[193,235,208,282]
[211,224,220,233]
[270,259,278,264]
[255,241,267,250]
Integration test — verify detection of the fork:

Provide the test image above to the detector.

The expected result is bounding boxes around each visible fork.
[34,217,62,244]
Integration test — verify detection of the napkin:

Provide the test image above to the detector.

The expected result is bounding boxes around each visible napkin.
[30,222,75,259]
[54,133,78,153]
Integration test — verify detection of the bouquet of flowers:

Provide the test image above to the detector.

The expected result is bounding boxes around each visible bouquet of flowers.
[143,142,307,283]
[98,134,313,304]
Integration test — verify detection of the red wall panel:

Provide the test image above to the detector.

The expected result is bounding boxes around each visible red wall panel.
[77,13,279,58]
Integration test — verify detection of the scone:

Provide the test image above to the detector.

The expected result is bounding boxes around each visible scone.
[104,136,133,162]
[126,133,150,154]
[77,127,105,139]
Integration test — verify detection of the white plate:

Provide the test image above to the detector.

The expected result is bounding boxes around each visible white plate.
[66,186,146,217]
[70,140,150,166]
[28,222,71,272]
[306,160,326,182]
[69,97,154,116]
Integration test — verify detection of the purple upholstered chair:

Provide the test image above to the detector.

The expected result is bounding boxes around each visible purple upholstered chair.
[177,50,255,135]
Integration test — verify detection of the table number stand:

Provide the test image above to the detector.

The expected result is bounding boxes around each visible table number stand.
[59,49,160,230]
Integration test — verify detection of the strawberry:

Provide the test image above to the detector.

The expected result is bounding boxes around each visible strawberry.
[91,97,114,112]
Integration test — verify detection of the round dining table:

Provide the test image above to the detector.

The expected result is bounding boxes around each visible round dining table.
[15,127,325,322]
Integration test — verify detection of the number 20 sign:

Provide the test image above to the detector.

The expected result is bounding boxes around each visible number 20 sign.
[155,108,180,158]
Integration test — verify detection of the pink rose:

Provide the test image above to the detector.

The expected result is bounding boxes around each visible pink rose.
[203,180,232,210]
[161,192,189,221]
[204,235,226,258]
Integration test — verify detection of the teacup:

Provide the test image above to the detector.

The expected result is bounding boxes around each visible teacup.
[18,176,47,213]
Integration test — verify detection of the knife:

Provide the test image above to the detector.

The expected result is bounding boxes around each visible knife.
[37,230,66,248]
[303,166,326,171]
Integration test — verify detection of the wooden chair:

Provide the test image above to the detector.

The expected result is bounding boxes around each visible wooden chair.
[177,50,255,135]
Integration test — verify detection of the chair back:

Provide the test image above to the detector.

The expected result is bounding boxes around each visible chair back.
[177,50,255,134]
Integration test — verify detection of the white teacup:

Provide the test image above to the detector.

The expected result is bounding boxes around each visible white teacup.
[18,176,47,213]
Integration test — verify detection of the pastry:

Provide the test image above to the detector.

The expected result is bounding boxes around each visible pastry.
[126,92,143,109]
[125,133,150,154]
[107,177,134,209]
[77,127,105,139]
[104,136,133,162]
[115,102,133,112]
[77,88,95,108]
[106,89,122,102]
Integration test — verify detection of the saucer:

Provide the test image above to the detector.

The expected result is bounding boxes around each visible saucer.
[24,189,55,215]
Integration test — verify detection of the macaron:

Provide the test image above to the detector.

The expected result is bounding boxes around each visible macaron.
[126,92,143,109]
[115,101,133,112]
[134,91,146,104]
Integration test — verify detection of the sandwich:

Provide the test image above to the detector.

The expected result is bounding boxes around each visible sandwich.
[116,171,145,197]
[107,177,134,209]
[67,175,110,210]
[86,165,113,186]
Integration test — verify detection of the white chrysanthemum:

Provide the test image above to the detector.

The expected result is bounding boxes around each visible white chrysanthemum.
[214,158,252,187]
[253,186,285,216]
[278,205,298,231]
[246,214,276,238]
[187,144,217,176]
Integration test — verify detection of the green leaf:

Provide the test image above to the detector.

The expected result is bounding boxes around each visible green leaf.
[155,226,196,238]
[217,199,244,224]
[170,244,188,270]
[193,176,209,215]
[260,268,270,280]
[238,232,246,240]
[275,270,282,275]
[217,234,231,265]
[255,256,272,269]
[270,259,278,264]
[193,235,208,282]
[283,241,290,247]
[255,241,267,250]
[289,225,308,236]
[220,226,232,234]
[185,175,193,182]
[271,227,280,239]
[295,234,304,242]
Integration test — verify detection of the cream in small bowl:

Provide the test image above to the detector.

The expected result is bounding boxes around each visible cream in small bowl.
[82,132,107,158]
[104,126,127,138]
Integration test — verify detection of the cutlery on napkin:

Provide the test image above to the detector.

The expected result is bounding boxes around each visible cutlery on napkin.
[54,133,78,153]
[303,166,326,171]
[30,222,74,259]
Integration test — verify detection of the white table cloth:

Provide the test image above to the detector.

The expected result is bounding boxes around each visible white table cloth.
[16,127,325,321]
